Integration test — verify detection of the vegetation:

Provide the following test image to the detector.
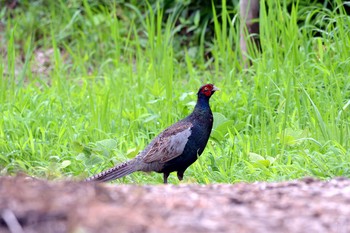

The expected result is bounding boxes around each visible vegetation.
[1,0,350,184]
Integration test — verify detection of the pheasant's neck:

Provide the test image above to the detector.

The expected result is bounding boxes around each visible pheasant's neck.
[193,97,212,116]
[196,96,210,108]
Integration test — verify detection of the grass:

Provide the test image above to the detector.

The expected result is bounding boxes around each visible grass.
[1,0,350,184]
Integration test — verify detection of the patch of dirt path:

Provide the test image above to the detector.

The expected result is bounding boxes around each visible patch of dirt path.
[1,176,350,233]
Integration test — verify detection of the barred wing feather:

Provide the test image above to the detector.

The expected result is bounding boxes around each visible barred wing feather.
[142,122,192,163]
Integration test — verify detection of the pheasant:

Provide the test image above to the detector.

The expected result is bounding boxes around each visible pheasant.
[85,84,218,183]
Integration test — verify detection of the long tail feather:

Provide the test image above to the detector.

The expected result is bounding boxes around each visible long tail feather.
[85,160,138,182]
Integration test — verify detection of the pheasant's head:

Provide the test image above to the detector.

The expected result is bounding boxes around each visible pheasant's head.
[197,84,219,98]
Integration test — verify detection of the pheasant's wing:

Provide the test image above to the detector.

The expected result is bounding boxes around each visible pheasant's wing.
[142,122,193,163]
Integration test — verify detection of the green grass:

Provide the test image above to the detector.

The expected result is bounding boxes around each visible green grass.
[1,0,350,184]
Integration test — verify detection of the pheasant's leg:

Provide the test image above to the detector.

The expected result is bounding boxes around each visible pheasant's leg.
[177,171,184,181]
[163,172,170,184]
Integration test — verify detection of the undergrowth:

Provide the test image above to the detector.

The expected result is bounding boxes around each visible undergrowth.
[0,0,350,184]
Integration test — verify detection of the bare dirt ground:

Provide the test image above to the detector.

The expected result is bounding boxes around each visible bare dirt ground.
[1,176,350,233]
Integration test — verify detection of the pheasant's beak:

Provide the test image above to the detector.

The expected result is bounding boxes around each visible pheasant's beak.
[212,85,219,92]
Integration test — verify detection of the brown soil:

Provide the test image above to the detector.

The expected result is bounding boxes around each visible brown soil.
[1,176,350,233]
